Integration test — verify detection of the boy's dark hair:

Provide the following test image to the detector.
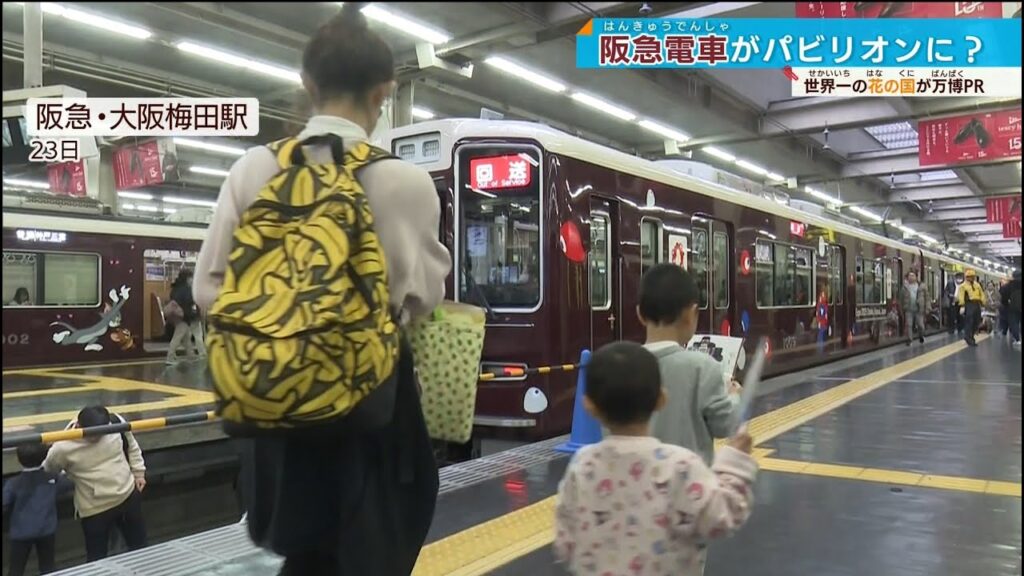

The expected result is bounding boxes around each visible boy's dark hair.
[77,405,112,428]
[16,443,49,469]
[639,263,699,325]
[302,3,395,103]
[585,341,661,426]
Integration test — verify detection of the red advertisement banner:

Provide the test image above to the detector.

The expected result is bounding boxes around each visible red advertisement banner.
[113,139,179,190]
[47,160,86,197]
[918,109,1022,167]
[987,196,1021,223]
[796,2,1006,18]
[1004,218,1022,239]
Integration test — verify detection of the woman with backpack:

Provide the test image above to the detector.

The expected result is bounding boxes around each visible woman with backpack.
[193,4,451,575]
[165,270,204,364]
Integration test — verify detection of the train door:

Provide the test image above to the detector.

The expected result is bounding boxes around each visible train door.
[691,215,733,335]
[589,198,621,350]
[828,245,847,347]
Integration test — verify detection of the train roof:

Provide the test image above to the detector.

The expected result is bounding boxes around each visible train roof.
[385,119,998,276]
[2,211,207,241]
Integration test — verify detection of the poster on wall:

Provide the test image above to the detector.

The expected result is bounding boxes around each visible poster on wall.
[918,109,1021,167]
[467,225,488,257]
[795,2,1009,18]
[47,159,87,197]
[987,196,1022,223]
[113,139,180,190]
[668,234,688,269]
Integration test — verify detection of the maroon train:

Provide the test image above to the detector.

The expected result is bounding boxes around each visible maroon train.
[384,119,998,440]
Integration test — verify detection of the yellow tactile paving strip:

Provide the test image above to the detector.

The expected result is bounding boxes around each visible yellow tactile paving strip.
[2,371,214,428]
[413,336,1021,575]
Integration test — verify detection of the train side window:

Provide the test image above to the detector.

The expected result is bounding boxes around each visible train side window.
[590,214,611,310]
[857,257,884,305]
[829,246,844,305]
[692,229,709,309]
[2,251,100,308]
[712,232,729,309]
[794,247,813,306]
[639,218,663,276]
[755,240,774,307]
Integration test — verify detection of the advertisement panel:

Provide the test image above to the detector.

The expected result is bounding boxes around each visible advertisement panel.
[918,109,1022,167]
[113,139,179,190]
[46,159,87,197]
[795,2,1007,18]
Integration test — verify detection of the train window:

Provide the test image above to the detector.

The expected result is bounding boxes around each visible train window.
[639,218,663,276]
[692,229,709,309]
[458,147,541,310]
[590,214,611,310]
[2,251,100,308]
[755,239,814,308]
[856,257,885,305]
[829,246,844,305]
[712,232,729,309]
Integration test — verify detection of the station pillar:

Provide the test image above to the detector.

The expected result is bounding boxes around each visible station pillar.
[23,2,43,88]
[394,81,414,128]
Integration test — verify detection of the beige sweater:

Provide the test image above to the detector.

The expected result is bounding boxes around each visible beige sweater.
[194,115,451,322]
[43,430,145,518]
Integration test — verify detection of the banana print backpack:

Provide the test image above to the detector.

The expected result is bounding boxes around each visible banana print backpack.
[206,134,400,436]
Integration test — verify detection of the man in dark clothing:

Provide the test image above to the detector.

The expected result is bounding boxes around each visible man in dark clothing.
[3,444,73,576]
[943,277,958,334]
[166,270,205,364]
[1001,270,1022,347]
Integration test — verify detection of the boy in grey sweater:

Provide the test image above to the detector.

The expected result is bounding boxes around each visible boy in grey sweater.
[638,264,741,465]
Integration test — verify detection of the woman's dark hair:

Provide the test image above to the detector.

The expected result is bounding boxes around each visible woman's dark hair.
[14,287,30,303]
[174,269,193,285]
[302,3,395,102]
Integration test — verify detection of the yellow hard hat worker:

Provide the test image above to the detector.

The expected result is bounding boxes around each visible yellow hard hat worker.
[965,269,977,278]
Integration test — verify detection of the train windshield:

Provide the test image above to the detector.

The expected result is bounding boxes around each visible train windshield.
[457,146,542,310]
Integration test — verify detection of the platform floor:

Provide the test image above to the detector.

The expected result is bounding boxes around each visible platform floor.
[35,334,1024,575]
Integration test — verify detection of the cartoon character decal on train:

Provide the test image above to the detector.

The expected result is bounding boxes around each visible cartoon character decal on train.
[51,285,133,352]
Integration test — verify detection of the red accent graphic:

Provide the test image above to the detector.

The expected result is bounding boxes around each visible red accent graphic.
[670,240,687,268]
[763,338,772,359]
[114,140,165,190]
[469,154,533,190]
[47,160,86,197]
[560,221,586,263]
[918,109,1021,167]
[816,292,829,329]
[1004,218,1022,239]
[796,2,1003,18]
[782,66,799,81]
[720,318,731,337]
[740,250,752,276]
[987,196,1022,224]
[789,221,806,238]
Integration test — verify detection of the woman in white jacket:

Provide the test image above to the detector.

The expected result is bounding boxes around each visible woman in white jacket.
[192,5,450,575]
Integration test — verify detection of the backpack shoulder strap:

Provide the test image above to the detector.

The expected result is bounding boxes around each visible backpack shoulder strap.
[110,413,130,460]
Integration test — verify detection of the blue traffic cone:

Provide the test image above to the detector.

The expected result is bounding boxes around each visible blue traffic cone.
[556,349,601,454]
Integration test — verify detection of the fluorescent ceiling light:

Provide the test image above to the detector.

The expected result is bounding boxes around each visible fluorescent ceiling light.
[411,106,435,120]
[118,191,153,200]
[571,92,636,121]
[357,4,451,45]
[766,172,785,182]
[735,159,768,176]
[172,138,246,157]
[16,3,153,39]
[164,196,217,208]
[804,186,843,207]
[4,178,49,189]
[919,169,958,181]
[484,56,567,93]
[850,206,884,222]
[898,225,917,236]
[176,41,301,83]
[865,121,918,150]
[703,146,736,162]
[190,166,230,177]
[638,119,689,143]
[918,233,938,244]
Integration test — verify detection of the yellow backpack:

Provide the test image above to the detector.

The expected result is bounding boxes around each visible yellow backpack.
[206,135,400,435]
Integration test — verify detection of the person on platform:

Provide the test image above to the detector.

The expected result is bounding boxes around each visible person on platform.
[554,341,757,576]
[900,271,928,345]
[637,263,741,466]
[943,276,958,334]
[166,270,204,364]
[192,4,451,575]
[43,405,148,562]
[958,269,986,347]
[3,444,73,576]
[1001,270,1022,349]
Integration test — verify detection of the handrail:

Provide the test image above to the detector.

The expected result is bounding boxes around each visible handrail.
[3,411,216,449]
[478,363,580,381]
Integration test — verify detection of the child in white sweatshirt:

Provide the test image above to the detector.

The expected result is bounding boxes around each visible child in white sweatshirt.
[554,341,756,576]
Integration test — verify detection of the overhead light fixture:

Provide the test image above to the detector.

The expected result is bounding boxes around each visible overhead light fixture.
[766,172,785,182]
[484,56,567,93]
[918,233,938,244]
[571,92,636,121]
[163,196,217,208]
[898,225,917,236]
[118,191,153,200]
[850,206,884,222]
[16,2,153,39]
[703,146,736,162]
[189,166,230,177]
[172,138,246,157]
[804,186,843,207]
[735,159,768,176]
[3,178,49,190]
[356,4,451,45]
[176,41,301,83]
[411,106,435,120]
[638,119,690,143]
